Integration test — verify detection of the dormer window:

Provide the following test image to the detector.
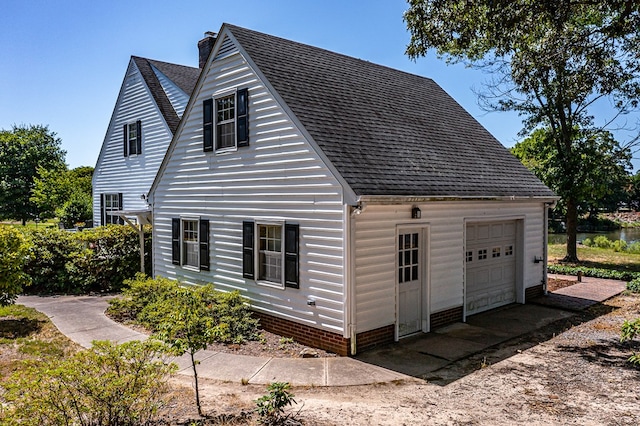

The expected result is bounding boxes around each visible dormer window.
[123,120,142,156]
[203,88,249,152]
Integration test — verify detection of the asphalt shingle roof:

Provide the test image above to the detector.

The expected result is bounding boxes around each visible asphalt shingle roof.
[132,57,200,134]
[226,24,555,199]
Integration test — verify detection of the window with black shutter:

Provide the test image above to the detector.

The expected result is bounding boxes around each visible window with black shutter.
[242,221,255,279]
[102,193,123,225]
[172,218,180,265]
[284,224,299,288]
[203,99,213,151]
[124,121,142,156]
[236,87,249,147]
[244,221,299,289]
[172,217,210,270]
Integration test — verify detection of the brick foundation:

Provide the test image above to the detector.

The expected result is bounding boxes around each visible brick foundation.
[430,306,464,330]
[253,311,350,356]
[525,284,545,301]
[355,325,395,353]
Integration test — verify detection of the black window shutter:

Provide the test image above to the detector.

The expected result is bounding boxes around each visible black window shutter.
[236,88,249,147]
[135,120,142,155]
[203,98,213,152]
[117,193,124,225]
[284,223,299,288]
[199,219,210,271]
[242,221,254,279]
[123,124,129,157]
[172,218,180,265]
[100,193,105,226]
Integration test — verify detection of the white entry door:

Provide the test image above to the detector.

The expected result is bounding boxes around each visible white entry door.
[398,229,423,337]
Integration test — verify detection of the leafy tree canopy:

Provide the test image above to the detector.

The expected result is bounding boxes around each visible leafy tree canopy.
[405,0,640,261]
[511,128,631,215]
[31,165,93,220]
[0,125,66,224]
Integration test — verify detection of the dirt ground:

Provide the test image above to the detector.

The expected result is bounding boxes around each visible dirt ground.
[159,290,640,425]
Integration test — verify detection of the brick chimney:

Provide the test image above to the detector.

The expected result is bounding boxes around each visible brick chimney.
[198,31,217,69]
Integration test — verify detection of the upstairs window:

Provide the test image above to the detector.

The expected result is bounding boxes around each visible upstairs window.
[123,120,142,156]
[203,88,249,152]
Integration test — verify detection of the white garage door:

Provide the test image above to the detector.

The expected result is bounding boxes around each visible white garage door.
[465,221,517,315]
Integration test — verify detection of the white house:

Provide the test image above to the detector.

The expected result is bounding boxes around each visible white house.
[92,49,206,226]
[149,24,557,355]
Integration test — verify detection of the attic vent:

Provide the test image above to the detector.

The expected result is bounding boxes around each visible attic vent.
[214,36,237,60]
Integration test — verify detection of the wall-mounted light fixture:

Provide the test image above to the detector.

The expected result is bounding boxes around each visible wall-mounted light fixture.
[411,206,421,219]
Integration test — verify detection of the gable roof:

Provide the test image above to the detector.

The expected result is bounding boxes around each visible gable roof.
[224,24,555,199]
[131,56,200,134]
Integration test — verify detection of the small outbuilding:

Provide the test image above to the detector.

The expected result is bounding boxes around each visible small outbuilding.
[149,24,557,355]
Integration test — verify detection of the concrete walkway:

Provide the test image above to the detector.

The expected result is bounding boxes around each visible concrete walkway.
[533,274,628,311]
[17,275,626,386]
[17,295,411,387]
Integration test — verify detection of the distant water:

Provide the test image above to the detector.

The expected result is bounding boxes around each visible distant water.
[549,228,640,244]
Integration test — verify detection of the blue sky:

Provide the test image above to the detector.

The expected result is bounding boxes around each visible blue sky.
[2,0,638,170]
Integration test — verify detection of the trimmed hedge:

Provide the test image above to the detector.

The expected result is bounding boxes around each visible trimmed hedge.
[20,225,151,294]
[547,264,640,282]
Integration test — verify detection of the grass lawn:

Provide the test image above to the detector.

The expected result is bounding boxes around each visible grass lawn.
[548,243,640,273]
[0,220,57,229]
[0,304,78,379]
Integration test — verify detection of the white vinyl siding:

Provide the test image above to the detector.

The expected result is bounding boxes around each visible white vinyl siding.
[92,59,190,226]
[151,64,191,118]
[152,37,347,335]
[353,201,546,334]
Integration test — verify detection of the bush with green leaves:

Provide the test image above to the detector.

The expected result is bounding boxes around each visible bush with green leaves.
[22,227,83,293]
[255,382,300,425]
[621,318,640,366]
[0,226,31,305]
[627,278,640,293]
[21,225,151,294]
[0,339,176,426]
[547,264,640,282]
[56,191,92,229]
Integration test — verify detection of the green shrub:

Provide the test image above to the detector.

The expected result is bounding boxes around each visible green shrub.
[56,191,92,229]
[582,237,593,247]
[627,278,640,293]
[22,227,82,294]
[211,290,261,344]
[592,235,613,249]
[109,276,259,343]
[627,242,640,254]
[612,239,628,252]
[107,273,179,325]
[0,226,31,305]
[255,382,299,425]
[21,225,151,295]
[0,340,176,426]
[621,318,640,366]
[547,264,640,282]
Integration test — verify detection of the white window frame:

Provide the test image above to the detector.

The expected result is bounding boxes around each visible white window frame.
[181,217,200,270]
[126,122,139,156]
[214,90,237,153]
[255,221,285,289]
[103,193,121,225]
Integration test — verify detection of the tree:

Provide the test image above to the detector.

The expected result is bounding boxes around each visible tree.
[627,172,640,211]
[153,284,218,417]
[0,125,66,225]
[511,128,631,218]
[32,166,93,220]
[405,1,640,261]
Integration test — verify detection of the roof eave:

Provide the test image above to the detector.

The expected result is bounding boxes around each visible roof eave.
[356,194,560,205]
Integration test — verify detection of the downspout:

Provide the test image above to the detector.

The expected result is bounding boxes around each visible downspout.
[543,202,552,295]
[346,204,358,355]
